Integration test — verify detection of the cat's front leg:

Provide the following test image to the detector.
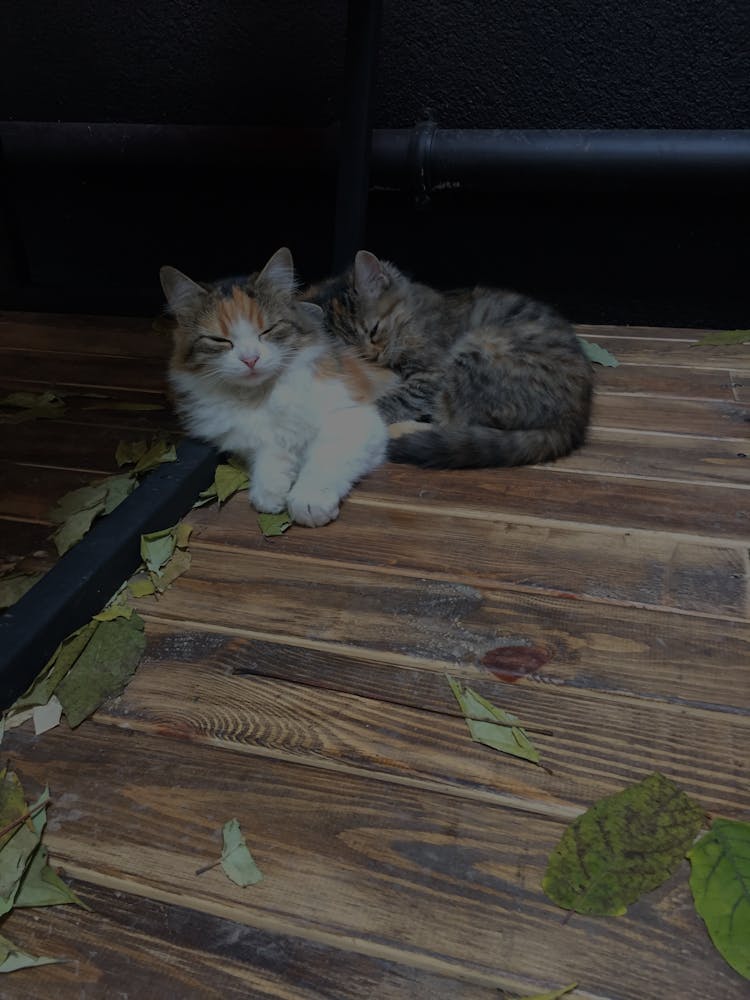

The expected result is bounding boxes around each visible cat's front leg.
[248,449,299,514]
[287,406,387,527]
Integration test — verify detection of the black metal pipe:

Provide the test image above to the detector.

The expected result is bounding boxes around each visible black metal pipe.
[2,122,748,190]
[332,0,383,270]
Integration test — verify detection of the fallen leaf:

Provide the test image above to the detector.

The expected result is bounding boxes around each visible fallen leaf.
[14,841,86,910]
[128,576,156,598]
[175,523,193,549]
[257,512,292,537]
[448,676,539,764]
[577,338,619,367]
[543,772,704,916]
[693,330,750,347]
[513,985,577,1000]
[32,697,63,736]
[0,770,29,851]
[153,549,191,592]
[101,473,138,515]
[115,439,148,467]
[140,526,178,574]
[0,932,60,972]
[55,614,146,728]
[83,401,164,411]
[0,784,49,916]
[10,622,98,713]
[93,604,133,622]
[220,818,264,887]
[3,709,34,731]
[215,463,249,503]
[0,391,65,424]
[48,483,108,526]
[688,818,750,980]
[133,439,177,474]
[0,572,43,611]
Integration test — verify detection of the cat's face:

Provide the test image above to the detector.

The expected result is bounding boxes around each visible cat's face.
[346,251,411,365]
[161,248,322,388]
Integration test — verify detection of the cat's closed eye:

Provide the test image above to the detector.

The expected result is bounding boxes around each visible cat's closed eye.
[259,321,285,339]
[197,335,233,350]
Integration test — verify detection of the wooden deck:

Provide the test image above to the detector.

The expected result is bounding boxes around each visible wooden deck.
[0,312,748,998]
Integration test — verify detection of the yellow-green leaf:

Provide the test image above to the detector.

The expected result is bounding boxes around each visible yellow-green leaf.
[448,676,539,764]
[93,604,133,622]
[693,329,750,347]
[257,512,292,537]
[215,463,249,503]
[48,483,108,525]
[175,523,193,549]
[133,439,177,474]
[513,984,577,1000]
[688,818,750,980]
[115,439,148,467]
[220,819,263,887]
[128,576,157,598]
[543,772,704,916]
[140,526,178,574]
[14,841,87,909]
[102,473,138,515]
[0,932,61,972]
[10,622,98,712]
[0,572,43,612]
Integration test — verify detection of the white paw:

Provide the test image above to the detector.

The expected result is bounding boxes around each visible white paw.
[287,488,341,527]
[249,484,288,514]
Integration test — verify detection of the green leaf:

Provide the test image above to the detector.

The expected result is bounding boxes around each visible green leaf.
[0,572,43,611]
[140,526,178,574]
[153,549,191,592]
[83,401,164,411]
[220,818,264,887]
[215,463,249,503]
[11,622,99,712]
[257,512,292,537]
[101,473,138,515]
[93,604,133,622]
[128,576,156,598]
[0,933,61,972]
[688,818,750,980]
[693,329,750,347]
[0,391,65,424]
[14,842,87,909]
[132,439,176,474]
[48,483,109,525]
[56,614,146,728]
[577,337,619,367]
[447,676,539,764]
[175,523,193,549]
[115,439,148,467]
[513,985,577,1000]
[543,772,704,916]
[0,786,49,916]
[0,770,29,851]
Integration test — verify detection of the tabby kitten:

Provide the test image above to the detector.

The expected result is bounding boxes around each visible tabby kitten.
[304,251,593,468]
[160,248,394,527]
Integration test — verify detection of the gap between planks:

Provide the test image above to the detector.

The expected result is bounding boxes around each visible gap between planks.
[187,539,750,625]
[26,861,607,1000]
[135,611,750,718]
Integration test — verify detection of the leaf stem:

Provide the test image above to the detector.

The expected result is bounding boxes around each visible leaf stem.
[0,798,49,841]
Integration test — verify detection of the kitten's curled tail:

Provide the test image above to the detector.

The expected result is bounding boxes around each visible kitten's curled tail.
[387,422,586,468]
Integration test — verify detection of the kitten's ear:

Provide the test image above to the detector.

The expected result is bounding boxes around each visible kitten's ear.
[354,250,389,299]
[159,266,206,314]
[257,247,296,294]
[298,301,324,322]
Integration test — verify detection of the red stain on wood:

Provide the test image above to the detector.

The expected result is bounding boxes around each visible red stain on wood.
[481,644,551,682]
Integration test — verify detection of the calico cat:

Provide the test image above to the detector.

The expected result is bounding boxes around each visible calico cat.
[304,251,593,469]
[160,248,394,527]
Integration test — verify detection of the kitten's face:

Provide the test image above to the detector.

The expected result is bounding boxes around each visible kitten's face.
[161,248,322,388]
[349,251,410,366]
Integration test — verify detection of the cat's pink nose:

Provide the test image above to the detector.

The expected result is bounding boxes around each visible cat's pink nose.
[241,354,260,370]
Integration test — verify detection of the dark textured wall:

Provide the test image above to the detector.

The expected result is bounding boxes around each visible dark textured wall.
[2,1,748,325]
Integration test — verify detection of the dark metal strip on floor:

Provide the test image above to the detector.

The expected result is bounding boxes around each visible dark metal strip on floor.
[0,438,217,710]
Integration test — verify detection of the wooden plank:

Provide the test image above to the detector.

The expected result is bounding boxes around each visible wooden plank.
[0,421,165,470]
[554,428,750,485]
[6,726,745,999]
[0,310,169,360]
[0,463,107,521]
[594,364,736,400]
[359,464,750,540]
[103,650,750,817]
[576,323,712,341]
[188,498,748,616]
[6,880,496,1000]
[585,337,750,369]
[132,547,750,712]
[592,392,750,438]
[731,372,750,404]
[0,518,56,574]
[0,351,167,392]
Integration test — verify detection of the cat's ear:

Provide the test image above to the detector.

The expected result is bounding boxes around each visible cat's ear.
[298,301,324,322]
[354,250,390,300]
[257,247,296,295]
[160,266,206,314]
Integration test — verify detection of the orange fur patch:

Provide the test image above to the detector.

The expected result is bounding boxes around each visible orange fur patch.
[215,287,264,337]
[313,351,392,404]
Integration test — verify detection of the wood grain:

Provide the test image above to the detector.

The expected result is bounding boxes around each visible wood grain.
[0,421,165,471]
[103,650,750,817]
[0,311,169,360]
[0,463,109,521]
[585,337,750,369]
[6,880,498,1000]
[592,392,750,438]
[5,725,745,1000]
[132,546,750,712]
[594,364,736,400]
[0,351,167,393]
[188,496,748,616]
